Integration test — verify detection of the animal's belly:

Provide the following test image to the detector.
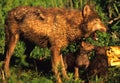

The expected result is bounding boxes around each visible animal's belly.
[20,33,50,48]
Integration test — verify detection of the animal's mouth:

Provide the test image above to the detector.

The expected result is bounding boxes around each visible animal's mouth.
[90,31,98,40]
[90,24,107,40]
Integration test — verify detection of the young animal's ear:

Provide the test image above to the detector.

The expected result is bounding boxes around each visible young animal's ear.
[81,41,86,48]
[83,5,91,18]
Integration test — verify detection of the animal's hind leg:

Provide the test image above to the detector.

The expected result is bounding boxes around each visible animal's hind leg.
[4,33,19,77]
[60,54,69,79]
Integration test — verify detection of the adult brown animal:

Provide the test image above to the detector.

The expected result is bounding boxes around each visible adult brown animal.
[4,5,107,83]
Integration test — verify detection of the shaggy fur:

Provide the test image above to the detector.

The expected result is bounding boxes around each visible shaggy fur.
[63,41,95,80]
[63,52,90,80]
[63,42,108,82]
[4,5,106,83]
[84,47,108,83]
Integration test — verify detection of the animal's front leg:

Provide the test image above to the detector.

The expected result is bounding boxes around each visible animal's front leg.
[51,46,62,83]
[4,34,19,77]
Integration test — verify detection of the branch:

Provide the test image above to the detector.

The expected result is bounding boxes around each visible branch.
[108,15,120,24]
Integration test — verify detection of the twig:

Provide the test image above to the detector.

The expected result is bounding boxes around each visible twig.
[108,15,120,24]
[0,69,6,83]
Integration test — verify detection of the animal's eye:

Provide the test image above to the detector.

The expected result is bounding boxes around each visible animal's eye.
[93,21,97,24]
[95,19,100,21]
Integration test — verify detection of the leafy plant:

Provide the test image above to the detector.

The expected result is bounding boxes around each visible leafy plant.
[86,31,110,46]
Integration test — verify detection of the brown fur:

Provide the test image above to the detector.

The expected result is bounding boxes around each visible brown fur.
[63,42,108,82]
[63,52,90,80]
[75,41,95,79]
[4,5,106,83]
[77,44,108,82]
[84,47,108,83]
[63,41,95,80]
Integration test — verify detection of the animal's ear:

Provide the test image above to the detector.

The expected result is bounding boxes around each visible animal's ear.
[83,5,91,18]
[81,41,86,47]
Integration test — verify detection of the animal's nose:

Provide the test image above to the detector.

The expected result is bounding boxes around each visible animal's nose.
[102,23,108,32]
[101,27,107,32]
[99,24,107,32]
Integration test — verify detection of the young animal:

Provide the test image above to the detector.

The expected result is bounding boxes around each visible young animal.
[63,41,95,80]
[84,47,108,83]
[63,52,90,80]
[69,42,108,82]
[4,4,107,83]
[83,46,120,82]
[74,41,95,79]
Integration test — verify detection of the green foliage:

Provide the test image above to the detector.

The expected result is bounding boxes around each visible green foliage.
[0,28,4,53]
[31,47,50,59]
[89,76,105,83]
[108,67,120,82]
[87,31,110,46]
[14,42,25,57]
[61,42,78,55]
[6,67,53,83]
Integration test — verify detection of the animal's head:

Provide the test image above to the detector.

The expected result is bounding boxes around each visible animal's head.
[95,46,107,55]
[81,41,95,51]
[81,5,107,38]
[76,53,90,68]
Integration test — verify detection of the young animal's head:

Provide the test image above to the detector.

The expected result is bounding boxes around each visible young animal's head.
[81,41,95,51]
[81,5,107,38]
[75,41,93,69]
[75,53,90,69]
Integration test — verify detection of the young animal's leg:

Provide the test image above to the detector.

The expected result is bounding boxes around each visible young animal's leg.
[74,66,79,80]
[4,33,19,77]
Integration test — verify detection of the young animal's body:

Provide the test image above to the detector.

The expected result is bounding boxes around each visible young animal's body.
[85,47,108,83]
[74,41,95,79]
[63,52,90,80]
[4,5,107,83]
[63,41,94,80]
[63,42,108,82]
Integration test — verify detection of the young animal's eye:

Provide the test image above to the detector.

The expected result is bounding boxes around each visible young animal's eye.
[95,19,100,22]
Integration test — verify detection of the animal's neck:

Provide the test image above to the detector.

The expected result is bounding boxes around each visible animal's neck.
[66,13,84,42]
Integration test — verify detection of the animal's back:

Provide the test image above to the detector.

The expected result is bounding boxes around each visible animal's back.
[5,6,83,47]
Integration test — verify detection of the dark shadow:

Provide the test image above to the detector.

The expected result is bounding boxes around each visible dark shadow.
[25,57,52,74]
[0,53,5,61]
[0,53,52,75]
